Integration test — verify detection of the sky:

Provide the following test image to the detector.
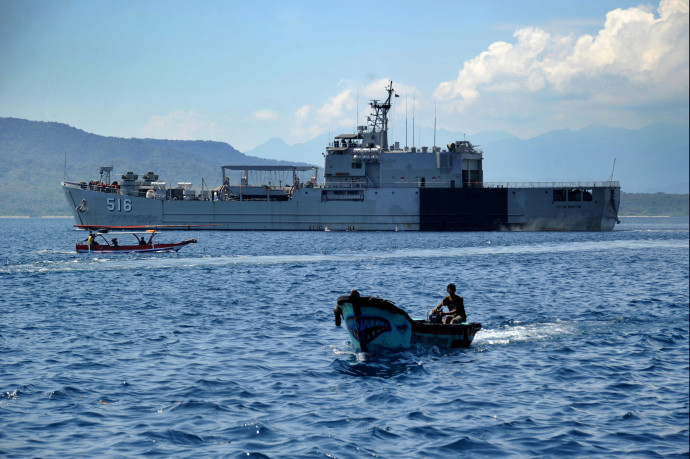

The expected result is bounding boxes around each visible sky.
[1,0,688,152]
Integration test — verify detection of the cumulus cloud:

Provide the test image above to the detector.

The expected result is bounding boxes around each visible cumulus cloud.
[295,104,311,122]
[316,88,356,124]
[290,86,358,140]
[288,78,419,142]
[259,1,687,146]
[253,109,279,121]
[142,110,218,140]
[435,0,689,120]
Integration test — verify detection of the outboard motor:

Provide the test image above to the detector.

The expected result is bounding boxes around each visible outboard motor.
[427,309,442,324]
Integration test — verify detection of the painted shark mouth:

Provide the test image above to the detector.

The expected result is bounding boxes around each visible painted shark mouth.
[345,315,391,347]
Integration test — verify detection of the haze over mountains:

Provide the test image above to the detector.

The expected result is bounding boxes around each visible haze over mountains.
[246,122,688,194]
[0,117,687,216]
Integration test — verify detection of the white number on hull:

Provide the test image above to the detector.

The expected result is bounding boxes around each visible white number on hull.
[107,198,132,212]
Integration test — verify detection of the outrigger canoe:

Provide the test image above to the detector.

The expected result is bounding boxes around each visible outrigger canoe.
[335,292,481,354]
[76,230,197,253]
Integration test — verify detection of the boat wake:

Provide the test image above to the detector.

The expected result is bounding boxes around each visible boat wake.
[3,238,685,276]
[473,320,579,346]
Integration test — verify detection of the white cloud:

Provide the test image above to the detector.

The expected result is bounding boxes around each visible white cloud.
[142,110,218,140]
[434,0,689,126]
[240,0,688,149]
[254,109,280,121]
[289,87,357,141]
[287,78,421,143]
[295,104,311,122]
[316,88,355,123]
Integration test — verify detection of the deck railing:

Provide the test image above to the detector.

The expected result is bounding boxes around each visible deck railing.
[480,181,620,188]
[322,180,621,189]
[63,179,622,199]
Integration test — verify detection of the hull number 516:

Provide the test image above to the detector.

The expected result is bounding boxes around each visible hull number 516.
[107,198,132,212]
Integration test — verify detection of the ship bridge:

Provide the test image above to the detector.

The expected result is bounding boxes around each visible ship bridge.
[328,133,363,152]
[323,82,484,190]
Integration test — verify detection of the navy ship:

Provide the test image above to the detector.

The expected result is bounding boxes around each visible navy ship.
[62,82,620,231]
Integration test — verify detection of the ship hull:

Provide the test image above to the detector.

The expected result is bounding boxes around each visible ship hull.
[63,183,620,231]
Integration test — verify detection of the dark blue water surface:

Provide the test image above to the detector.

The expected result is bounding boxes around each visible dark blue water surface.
[1,217,688,458]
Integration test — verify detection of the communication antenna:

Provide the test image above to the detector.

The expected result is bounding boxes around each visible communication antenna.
[608,158,617,182]
[412,92,415,148]
[433,100,437,150]
[62,151,72,181]
[405,94,408,149]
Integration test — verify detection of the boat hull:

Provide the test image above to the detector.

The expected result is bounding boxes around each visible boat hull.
[75,240,195,253]
[410,320,482,349]
[62,184,620,231]
[337,295,481,353]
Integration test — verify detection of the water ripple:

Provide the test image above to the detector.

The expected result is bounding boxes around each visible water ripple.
[0,217,687,457]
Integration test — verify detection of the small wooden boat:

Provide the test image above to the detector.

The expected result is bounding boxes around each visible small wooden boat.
[76,230,197,253]
[335,292,481,354]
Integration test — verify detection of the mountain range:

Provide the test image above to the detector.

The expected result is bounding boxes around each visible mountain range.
[0,117,687,216]
[245,123,689,194]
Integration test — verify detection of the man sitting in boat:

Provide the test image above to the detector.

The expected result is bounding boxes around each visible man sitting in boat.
[430,283,466,325]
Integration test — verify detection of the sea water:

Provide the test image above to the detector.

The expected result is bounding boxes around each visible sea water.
[1,217,688,458]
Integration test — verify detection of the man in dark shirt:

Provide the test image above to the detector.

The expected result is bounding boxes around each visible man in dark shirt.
[431,283,467,324]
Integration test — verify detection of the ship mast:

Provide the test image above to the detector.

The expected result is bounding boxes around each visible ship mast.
[368,81,395,149]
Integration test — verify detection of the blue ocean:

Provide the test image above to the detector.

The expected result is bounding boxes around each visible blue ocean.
[1,217,688,457]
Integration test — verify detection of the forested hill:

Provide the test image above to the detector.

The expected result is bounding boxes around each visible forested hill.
[0,118,311,216]
[619,193,689,217]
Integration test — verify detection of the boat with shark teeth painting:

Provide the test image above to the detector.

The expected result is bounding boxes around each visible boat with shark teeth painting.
[335,292,482,354]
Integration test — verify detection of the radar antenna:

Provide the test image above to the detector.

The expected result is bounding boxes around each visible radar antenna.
[368,81,395,149]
